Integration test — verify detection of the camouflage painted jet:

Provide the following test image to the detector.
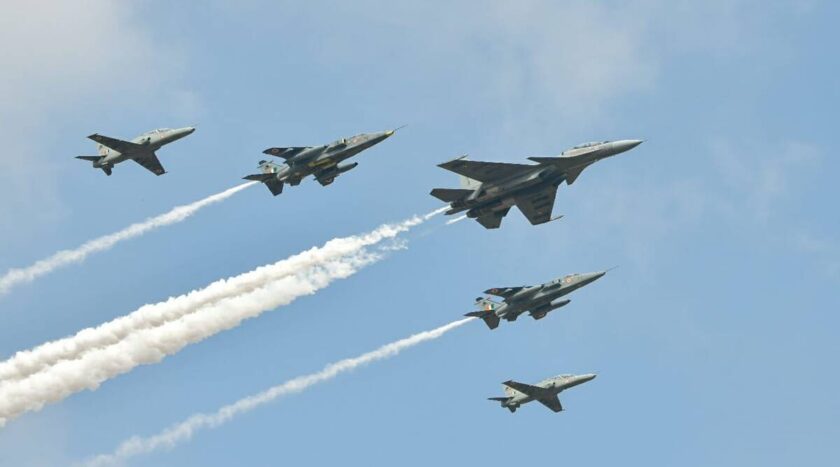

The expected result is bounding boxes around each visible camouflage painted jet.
[244,129,399,196]
[465,271,607,330]
[489,373,597,413]
[431,139,643,228]
[76,127,196,176]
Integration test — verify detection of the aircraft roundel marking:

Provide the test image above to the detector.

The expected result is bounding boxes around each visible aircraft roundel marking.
[271,148,280,154]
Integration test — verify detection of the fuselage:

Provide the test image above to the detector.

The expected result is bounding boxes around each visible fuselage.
[502,373,597,409]
[96,127,195,166]
[492,271,606,321]
[447,139,642,218]
[259,130,393,185]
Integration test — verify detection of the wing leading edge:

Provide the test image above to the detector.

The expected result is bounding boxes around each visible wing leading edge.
[438,158,534,183]
[484,286,525,299]
[87,134,144,154]
[263,147,309,160]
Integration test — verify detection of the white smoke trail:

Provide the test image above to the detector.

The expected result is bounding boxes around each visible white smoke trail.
[0,209,445,426]
[79,318,474,467]
[0,209,443,384]
[0,182,256,296]
[445,215,468,225]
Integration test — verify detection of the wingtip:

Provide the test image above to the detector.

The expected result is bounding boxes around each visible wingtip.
[437,154,468,167]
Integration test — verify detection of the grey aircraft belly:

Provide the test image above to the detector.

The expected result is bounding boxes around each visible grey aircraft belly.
[243,128,400,196]
[75,127,196,176]
[430,139,643,229]
[465,270,607,330]
[489,373,597,413]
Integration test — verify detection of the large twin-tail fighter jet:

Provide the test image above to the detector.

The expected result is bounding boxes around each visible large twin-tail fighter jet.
[465,271,607,330]
[76,127,196,176]
[489,373,597,413]
[244,129,399,196]
[431,139,643,228]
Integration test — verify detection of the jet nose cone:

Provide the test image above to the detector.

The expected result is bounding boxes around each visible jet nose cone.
[184,126,196,134]
[613,139,643,153]
[583,271,607,283]
[384,125,407,138]
[581,373,597,382]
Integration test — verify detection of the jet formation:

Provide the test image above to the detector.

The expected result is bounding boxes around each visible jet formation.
[73,126,642,415]
[243,129,399,195]
[466,270,607,329]
[489,373,597,413]
[76,127,195,176]
[431,139,643,228]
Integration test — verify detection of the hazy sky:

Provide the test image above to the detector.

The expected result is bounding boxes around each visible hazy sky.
[1,1,838,465]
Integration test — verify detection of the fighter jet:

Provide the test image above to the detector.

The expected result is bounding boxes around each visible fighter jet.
[243,129,399,196]
[489,373,597,413]
[75,127,196,176]
[431,139,643,228]
[465,271,607,330]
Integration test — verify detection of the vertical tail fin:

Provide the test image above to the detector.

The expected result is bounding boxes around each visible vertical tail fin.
[459,175,481,190]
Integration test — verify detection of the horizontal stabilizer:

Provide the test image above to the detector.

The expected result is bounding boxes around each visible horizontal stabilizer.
[465,311,500,330]
[243,173,275,182]
[75,156,101,162]
[430,188,473,203]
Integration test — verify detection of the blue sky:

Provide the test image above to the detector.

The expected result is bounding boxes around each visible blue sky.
[1,1,838,465]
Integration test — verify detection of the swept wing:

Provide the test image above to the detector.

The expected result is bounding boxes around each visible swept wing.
[438,158,534,183]
[87,134,143,154]
[515,185,558,225]
[132,153,166,175]
[503,380,563,412]
[483,286,525,299]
